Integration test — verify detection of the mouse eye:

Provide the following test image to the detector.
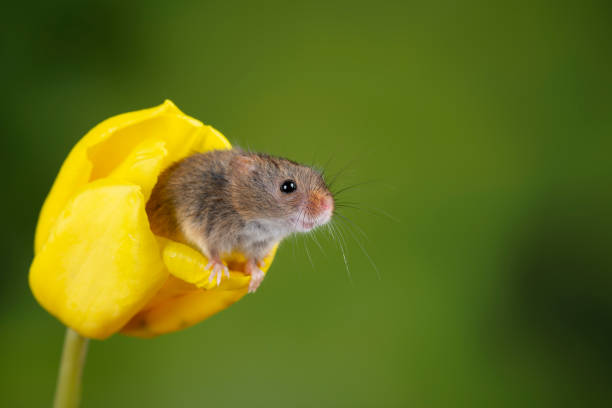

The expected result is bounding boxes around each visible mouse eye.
[280,179,297,194]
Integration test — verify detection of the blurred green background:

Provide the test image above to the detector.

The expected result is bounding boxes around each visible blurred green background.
[2,0,612,406]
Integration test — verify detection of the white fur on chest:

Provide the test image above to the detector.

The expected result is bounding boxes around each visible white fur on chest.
[181,217,290,261]
[241,219,290,247]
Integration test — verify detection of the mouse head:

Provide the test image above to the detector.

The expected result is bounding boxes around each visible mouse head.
[229,152,334,233]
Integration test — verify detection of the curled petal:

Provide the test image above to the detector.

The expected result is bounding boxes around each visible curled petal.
[159,240,250,290]
[121,285,247,338]
[121,244,278,337]
[109,139,168,200]
[34,100,230,253]
[30,180,168,339]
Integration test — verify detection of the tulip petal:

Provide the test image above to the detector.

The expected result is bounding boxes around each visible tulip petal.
[121,244,278,337]
[109,139,168,200]
[197,125,232,152]
[160,240,250,290]
[30,180,168,339]
[35,100,230,254]
[121,286,247,338]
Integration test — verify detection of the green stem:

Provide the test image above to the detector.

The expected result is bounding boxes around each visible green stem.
[53,328,89,408]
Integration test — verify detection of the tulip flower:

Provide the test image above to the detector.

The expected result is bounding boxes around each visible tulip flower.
[29,101,277,407]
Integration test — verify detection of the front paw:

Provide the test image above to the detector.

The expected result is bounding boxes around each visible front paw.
[206,258,230,286]
[246,260,265,293]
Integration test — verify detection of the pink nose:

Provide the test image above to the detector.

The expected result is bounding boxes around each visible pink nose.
[310,193,334,214]
[319,195,333,211]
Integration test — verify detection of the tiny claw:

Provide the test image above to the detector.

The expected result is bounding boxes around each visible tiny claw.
[247,264,265,293]
[206,259,228,286]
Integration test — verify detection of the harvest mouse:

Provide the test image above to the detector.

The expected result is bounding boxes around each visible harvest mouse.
[146,149,335,293]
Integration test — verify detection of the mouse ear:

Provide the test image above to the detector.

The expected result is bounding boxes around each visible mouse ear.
[233,155,256,173]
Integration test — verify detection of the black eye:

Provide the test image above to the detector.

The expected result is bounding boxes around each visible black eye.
[280,179,297,193]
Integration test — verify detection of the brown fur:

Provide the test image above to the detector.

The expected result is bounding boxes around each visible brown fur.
[146,149,333,263]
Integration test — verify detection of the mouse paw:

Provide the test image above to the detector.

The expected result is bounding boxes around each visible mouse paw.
[206,258,230,286]
[246,260,265,293]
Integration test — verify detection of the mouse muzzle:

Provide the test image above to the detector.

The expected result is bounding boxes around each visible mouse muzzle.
[293,191,334,232]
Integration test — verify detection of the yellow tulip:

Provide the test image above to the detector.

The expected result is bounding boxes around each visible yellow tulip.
[29,100,276,340]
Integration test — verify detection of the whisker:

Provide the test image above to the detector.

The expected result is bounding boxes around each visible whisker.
[333,200,362,206]
[326,160,358,190]
[302,235,315,272]
[334,204,400,223]
[309,229,326,254]
[363,206,400,223]
[330,220,353,285]
[293,203,307,231]
[332,179,381,196]
[333,211,370,243]
[320,155,334,181]
[335,216,381,281]
[289,235,302,281]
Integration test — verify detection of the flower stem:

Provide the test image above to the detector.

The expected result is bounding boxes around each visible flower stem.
[54,328,89,408]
